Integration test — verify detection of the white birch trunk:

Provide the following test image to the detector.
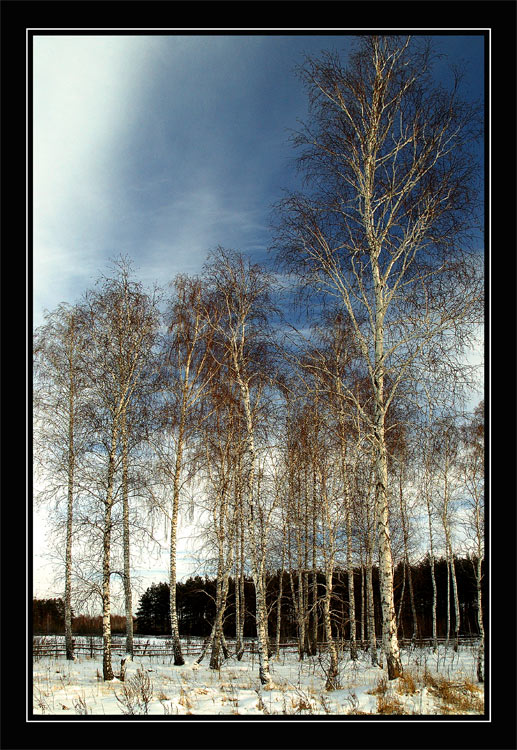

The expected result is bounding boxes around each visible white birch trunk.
[346,502,357,660]
[425,476,438,651]
[238,375,272,685]
[121,410,133,659]
[450,551,460,652]
[169,405,186,666]
[360,560,365,646]
[372,259,402,679]
[64,311,79,662]
[64,365,75,661]
[475,556,484,682]
[275,547,285,659]
[102,430,118,681]
[366,560,378,665]
[322,566,340,690]
[235,506,246,660]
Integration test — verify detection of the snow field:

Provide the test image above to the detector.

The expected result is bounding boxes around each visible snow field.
[32,638,485,716]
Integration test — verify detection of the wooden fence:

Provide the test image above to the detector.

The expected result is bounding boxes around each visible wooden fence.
[33,635,480,659]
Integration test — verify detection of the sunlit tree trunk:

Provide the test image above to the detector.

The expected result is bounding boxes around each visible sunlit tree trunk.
[64,317,77,661]
[322,563,339,690]
[475,555,484,682]
[169,404,186,665]
[366,556,378,664]
[311,520,319,653]
[121,409,134,660]
[240,385,271,683]
[422,424,439,651]
[371,252,403,679]
[209,557,233,669]
[374,402,402,677]
[441,435,460,652]
[234,465,246,660]
[317,461,340,690]
[449,549,460,652]
[462,404,484,681]
[397,468,418,642]
[102,430,118,681]
[275,545,285,659]
[359,556,365,646]
[345,494,357,660]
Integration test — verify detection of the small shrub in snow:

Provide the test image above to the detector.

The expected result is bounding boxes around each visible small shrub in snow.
[377,693,406,714]
[115,666,154,715]
[397,671,417,695]
[73,694,90,715]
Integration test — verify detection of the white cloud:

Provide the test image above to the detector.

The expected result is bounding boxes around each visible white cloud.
[32,34,305,327]
[33,35,156,325]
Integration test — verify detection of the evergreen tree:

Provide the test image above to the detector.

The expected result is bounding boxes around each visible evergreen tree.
[135,583,171,635]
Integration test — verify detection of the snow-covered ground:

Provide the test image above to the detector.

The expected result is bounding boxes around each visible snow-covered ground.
[32,637,485,716]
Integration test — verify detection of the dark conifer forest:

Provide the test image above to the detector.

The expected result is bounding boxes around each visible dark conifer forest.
[34,556,485,642]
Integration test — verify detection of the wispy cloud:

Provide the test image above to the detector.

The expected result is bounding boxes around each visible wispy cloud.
[33,34,484,332]
[33,35,156,321]
[33,34,298,322]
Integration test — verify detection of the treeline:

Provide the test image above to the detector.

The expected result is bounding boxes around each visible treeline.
[35,557,485,641]
[33,599,127,636]
[136,559,485,642]
[33,36,484,685]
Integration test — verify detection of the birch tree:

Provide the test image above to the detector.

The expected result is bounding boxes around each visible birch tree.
[203,247,278,685]
[282,396,314,660]
[198,376,241,669]
[431,416,462,651]
[83,261,159,679]
[33,303,88,661]
[304,313,363,659]
[460,401,484,680]
[310,414,344,688]
[274,35,483,677]
[158,274,217,665]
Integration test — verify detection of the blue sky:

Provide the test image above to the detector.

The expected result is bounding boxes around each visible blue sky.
[32,32,485,603]
[33,32,484,329]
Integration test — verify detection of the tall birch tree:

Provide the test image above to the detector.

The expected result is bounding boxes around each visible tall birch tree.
[203,247,277,686]
[431,416,462,651]
[158,274,217,665]
[33,303,88,661]
[274,35,483,677]
[83,261,159,679]
[460,402,484,681]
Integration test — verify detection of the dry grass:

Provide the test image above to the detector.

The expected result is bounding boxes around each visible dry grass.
[396,670,417,695]
[365,668,483,716]
[367,675,388,696]
[367,674,407,714]
[376,693,407,714]
[427,676,484,714]
[289,695,313,713]
[178,687,193,710]
[409,668,484,714]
